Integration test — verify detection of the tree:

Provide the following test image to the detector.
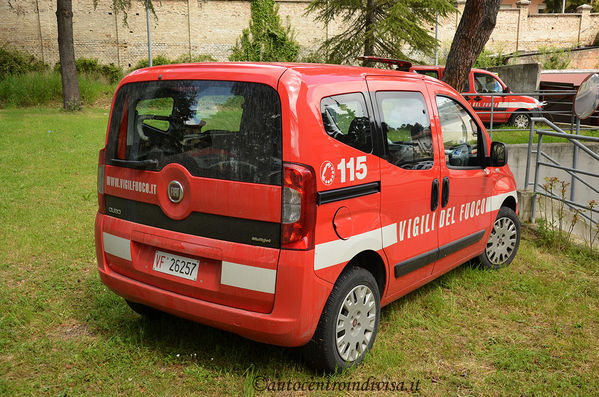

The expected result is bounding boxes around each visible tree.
[306,0,454,65]
[230,0,299,62]
[441,0,502,91]
[56,0,80,110]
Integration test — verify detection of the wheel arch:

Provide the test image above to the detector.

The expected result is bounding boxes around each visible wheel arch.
[342,250,387,297]
[510,108,532,121]
[501,195,517,213]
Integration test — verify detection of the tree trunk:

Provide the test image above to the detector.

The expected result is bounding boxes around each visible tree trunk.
[56,0,80,110]
[442,0,502,92]
[362,0,376,66]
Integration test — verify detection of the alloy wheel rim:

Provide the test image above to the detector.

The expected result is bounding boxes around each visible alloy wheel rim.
[486,216,518,265]
[335,285,376,362]
[513,114,529,129]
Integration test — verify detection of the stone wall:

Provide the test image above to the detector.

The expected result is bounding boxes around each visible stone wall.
[0,0,597,68]
[509,46,599,69]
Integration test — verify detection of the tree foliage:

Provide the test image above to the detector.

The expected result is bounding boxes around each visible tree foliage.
[230,0,299,62]
[544,0,599,13]
[306,0,455,65]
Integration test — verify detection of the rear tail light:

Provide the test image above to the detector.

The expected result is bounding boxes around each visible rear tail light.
[97,148,106,214]
[281,163,316,250]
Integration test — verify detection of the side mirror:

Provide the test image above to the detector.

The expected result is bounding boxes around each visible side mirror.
[503,86,511,93]
[489,141,508,167]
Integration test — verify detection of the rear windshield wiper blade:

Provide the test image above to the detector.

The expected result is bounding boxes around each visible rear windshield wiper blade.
[110,158,158,170]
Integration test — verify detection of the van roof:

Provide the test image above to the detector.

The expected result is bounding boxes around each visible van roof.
[119,62,433,89]
[411,64,490,74]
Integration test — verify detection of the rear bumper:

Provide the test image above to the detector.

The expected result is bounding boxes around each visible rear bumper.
[95,213,333,347]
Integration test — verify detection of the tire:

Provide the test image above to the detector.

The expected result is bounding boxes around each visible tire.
[478,207,521,269]
[303,266,380,373]
[509,112,531,129]
[125,299,160,318]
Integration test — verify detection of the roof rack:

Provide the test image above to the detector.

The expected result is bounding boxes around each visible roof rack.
[357,56,412,71]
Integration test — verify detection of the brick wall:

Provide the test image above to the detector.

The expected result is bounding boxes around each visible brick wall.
[0,0,597,68]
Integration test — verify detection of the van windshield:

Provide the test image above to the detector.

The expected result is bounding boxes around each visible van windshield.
[106,80,283,185]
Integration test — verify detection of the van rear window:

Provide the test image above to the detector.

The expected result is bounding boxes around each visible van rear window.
[106,80,283,185]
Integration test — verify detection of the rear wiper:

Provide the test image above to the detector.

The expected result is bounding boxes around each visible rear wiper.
[110,158,158,170]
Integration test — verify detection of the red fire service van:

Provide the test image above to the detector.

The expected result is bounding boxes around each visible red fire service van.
[410,65,544,128]
[95,62,520,372]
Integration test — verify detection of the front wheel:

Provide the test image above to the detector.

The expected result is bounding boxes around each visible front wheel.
[303,267,380,373]
[478,207,521,269]
[509,112,531,129]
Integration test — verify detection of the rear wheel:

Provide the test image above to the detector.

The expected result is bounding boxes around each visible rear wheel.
[478,207,521,269]
[303,266,380,373]
[509,112,531,129]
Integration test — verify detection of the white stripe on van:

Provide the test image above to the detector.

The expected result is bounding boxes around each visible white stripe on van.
[221,262,277,294]
[314,190,517,271]
[486,190,517,213]
[314,224,397,271]
[103,232,132,261]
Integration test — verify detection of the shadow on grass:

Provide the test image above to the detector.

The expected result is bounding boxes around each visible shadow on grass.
[78,260,494,376]
[79,276,309,376]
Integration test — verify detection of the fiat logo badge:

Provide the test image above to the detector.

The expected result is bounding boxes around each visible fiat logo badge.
[167,181,184,203]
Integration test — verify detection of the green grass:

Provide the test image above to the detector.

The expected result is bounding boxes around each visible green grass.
[0,71,116,108]
[489,124,599,145]
[1,107,598,396]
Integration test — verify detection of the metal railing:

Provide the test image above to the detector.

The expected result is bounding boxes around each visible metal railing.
[471,90,599,138]
[524,117,599,224]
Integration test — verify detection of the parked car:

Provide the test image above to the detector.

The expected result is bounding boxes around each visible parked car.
[95,62,520,373]
[410,65,544,128]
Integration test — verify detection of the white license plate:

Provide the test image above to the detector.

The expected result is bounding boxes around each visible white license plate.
[153,250,199,281]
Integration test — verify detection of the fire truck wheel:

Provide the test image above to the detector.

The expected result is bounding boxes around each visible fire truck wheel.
[303,266,380,373]
[478,207,521,269]
[509,112,531,129]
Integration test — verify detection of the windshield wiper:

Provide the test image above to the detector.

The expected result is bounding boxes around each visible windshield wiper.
[110,158,158,170]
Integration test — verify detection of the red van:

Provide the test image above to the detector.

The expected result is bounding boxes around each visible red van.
[411,65,544,128]
[95,62,520,372]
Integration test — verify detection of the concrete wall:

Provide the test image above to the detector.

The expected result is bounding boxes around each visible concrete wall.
[507,142,599,211]
[487,63,541,92]
[1,0,598,68]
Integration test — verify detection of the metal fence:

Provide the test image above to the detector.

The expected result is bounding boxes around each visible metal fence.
[473,90,599,139]
[522,117,599,224]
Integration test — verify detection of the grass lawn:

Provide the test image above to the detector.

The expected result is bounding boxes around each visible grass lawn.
[488,124,599,145]
[0,107,598,396]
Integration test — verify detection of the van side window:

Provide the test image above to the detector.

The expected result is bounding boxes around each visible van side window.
[321,93,372,153]
[375,91,434,170]
[436,96,483,168]
[473,72,503,93]
[414,70,439,79]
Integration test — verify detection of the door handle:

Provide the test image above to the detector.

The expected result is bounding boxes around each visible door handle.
[431,179,439,211]
[441,177,450,208]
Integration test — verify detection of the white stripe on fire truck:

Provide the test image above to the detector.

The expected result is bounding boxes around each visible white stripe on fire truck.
[103,232,132,261]
[314,224,397,271]
[476,101,537,109]
[220,262,277,294]
[313,190,517,271]
[487,190,518,213]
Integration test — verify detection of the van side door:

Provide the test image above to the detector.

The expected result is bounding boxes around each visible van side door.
[366,76,442,302]
[426,81,493,276]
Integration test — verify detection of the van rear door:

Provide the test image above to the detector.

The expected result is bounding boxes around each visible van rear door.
[100,79,283,313]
